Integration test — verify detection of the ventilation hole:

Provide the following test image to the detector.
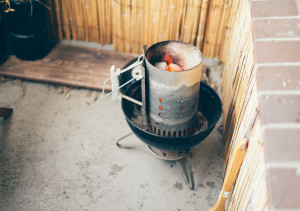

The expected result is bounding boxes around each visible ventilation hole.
[183,130,186,136]
[154,126,156,134]
[158,129,161,136]
[163,130,166,136]
[178,131,182,137]
[173,131,176,137]
[163,153,166,157]
[168,131,171,137]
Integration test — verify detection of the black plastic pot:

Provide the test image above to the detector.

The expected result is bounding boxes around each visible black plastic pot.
[10,30,47,60]
[0,6,8,64]
[5,0,49,60]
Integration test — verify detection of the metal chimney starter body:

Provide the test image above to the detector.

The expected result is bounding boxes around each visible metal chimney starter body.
[145,41,202,137]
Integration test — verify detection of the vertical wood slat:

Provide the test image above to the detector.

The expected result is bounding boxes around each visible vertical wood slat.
[106,0,112,44]
[112,0,120,51]
[180,0,202,45]
[124,0,131,52]
[52,0,64,40]
[195,0,209,50]
[69,0,78,40]
[72,0,81,40]
[60,0,71,40]
[46,0,231,54]
[45,0,57,39]
[202,0,225,57]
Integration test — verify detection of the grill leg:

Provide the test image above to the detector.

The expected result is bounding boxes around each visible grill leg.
[176,151,195,190]
[116,132,133,148]
[116,132,145,149]
[116,133,195,190]
[0,107,13,120]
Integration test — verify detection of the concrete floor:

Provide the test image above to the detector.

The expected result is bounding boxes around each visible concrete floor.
[0,75,224,210]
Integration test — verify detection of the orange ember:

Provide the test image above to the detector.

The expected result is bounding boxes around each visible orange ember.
[162,55,183,72]
[166,55,173,65]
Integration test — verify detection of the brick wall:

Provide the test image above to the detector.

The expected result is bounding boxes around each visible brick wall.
[251,0,300,210]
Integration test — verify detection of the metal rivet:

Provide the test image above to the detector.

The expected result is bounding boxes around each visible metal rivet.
[179,114,183,118]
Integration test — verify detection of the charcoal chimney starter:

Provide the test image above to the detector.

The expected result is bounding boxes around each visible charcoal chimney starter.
[145,41,202,137]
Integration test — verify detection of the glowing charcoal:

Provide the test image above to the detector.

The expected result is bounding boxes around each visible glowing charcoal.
[154,62,167,70]
[167,63,183,71]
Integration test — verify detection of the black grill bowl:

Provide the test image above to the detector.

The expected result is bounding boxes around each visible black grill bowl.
[121,81,222,151]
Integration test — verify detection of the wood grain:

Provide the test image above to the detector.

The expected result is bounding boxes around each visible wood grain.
[0,44,138,91]
[209,140,248,211]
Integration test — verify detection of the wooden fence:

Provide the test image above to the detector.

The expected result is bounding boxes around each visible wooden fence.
[47,0,230,57]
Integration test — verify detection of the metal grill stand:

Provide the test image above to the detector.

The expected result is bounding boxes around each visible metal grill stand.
[116,133,195,190]
[102,42,222,191]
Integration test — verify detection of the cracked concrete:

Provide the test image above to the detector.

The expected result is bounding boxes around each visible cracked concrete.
[0,70,224,211]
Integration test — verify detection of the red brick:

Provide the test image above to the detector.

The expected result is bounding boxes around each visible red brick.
[251,0,299,18]
[256,66,300,91]
[254,41,300,63]
[259,94,300,125]
[266,168,300,209]
[264,128,300,163]
[296,0,300,13]
[252,18,300,39]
